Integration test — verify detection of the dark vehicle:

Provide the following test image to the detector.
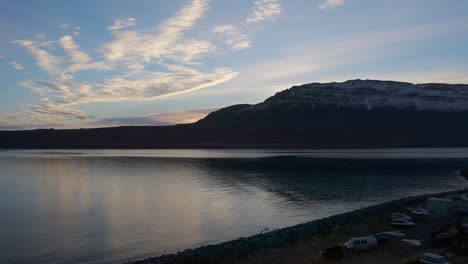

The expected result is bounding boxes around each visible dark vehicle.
[320,246,344,259]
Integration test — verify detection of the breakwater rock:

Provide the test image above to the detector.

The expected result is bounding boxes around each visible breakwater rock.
[125,188,468,264]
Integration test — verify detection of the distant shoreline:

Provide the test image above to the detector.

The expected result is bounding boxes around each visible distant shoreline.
[3,148,468,160]
[3,143,468,150]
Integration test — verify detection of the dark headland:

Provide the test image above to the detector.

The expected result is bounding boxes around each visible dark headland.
[2,79,468,149]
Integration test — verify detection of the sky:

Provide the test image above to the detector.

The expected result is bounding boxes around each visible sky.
[1,0,468,130]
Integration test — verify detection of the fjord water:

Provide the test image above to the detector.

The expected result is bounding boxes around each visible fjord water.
[1,149,468,264]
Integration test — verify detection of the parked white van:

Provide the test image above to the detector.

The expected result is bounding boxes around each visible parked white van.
[418,253,451,264]
[343,236,377,251]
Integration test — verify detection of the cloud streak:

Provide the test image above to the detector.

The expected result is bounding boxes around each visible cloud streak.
[59,35,111,72]
[107,18,136,31]
[10,61,25,70]
[212,24,251,50]
[211,0,281,51]
[13,39,62,77]
[102,0,210,63]
[319,0,345,10]
[84,108,217,128]
[246,0,281,23]
[0,108,217,130]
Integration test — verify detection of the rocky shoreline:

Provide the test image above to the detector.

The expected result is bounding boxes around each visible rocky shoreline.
[124,188,468,264]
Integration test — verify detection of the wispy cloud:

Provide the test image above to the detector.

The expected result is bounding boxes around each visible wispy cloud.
[211,0,281,51]
[246,0,281,23]
[0,100,92,129]
[59,35,110,72]
[13,39,62,77]
[319,0,345,10]
[84,108,217,128]
[28,100,93,120]
[88,65,238,102]
[60,24,81,35]
[107,18,136,31]
[212,24,251,50]
[10,61,25,70]
[146,108,216,124]
[102,0,210,63]
[59,35,90,64]
[0,108,217,130]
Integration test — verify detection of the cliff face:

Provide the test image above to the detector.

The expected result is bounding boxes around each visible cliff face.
[2,80,468,149]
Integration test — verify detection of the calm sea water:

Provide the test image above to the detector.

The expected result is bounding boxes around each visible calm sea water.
[1,148,468,264]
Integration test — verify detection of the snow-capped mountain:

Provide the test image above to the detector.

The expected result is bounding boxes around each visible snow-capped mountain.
[190,79,468,148]
[196,79,468,129]
[259,80,468,111]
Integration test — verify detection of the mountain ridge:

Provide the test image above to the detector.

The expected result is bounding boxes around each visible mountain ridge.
[207,79,468,114]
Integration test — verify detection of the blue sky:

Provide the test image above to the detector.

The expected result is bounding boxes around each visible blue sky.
[1,0,468,129]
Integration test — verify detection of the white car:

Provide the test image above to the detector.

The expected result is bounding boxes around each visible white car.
[418,253,451,264]
[390,218,415,228]
[391,213,412,221]
[412,207,430,216]
[343,236,377,251]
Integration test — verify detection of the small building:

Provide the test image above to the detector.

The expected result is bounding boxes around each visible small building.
[427,197,454,214]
